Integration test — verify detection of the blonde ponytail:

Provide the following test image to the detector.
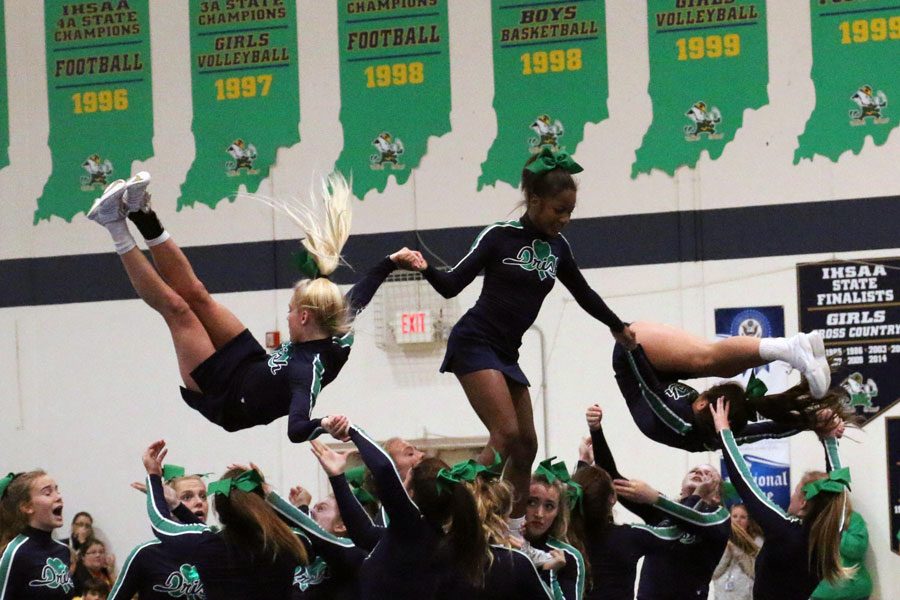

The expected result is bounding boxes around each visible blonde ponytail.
[248,171,354,276]
[251,172,356,337]
[801,471,857,584]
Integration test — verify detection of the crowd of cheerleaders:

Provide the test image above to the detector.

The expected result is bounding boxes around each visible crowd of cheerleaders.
[1,149,858,599]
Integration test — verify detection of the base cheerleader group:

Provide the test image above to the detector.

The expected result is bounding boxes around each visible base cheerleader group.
[2,149,862,599]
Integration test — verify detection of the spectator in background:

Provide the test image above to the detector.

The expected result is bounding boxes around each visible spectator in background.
[810,502,873,600]
[73,537,115,595]
[712,503,763,599]
[62,511,94,554]
[75,577,110,600]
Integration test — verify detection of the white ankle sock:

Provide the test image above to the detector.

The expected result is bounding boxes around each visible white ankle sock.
[146,230,171,247]
[106,220,136,255]
[759,337,790,362]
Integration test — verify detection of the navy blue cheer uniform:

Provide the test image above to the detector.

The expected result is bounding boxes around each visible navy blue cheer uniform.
[530,537,585,600]
[613,343,800,451]
[582,522,682,600]
[108,538,206,600]
[145,474,297,599]
[436,546,553,599]
[0,527,74,599]
[424,217,624,385]
[267,490,366,600]
[328,474,384,552]
[347,426,445,600]
[591,425,731,600]
[721,431,843,600]
[180,257,396,442]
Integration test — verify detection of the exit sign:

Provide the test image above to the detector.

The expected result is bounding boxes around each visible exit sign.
[394,310,433,344]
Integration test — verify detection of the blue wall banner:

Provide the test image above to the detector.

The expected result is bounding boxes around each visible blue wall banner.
[715,305,791,509]
[720,442,791,509]
[888,417,900,555]
[798,258,900,426]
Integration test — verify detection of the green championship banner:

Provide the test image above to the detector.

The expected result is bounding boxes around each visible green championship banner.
[0,1,9,170]
[794,0,899,163]
[178,0,299,210]
[334,1,450,198]
[479,0,607,190]
[35,0,153,223]
[631,0,767,178]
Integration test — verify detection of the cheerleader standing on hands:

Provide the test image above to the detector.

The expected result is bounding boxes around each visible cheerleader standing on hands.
[412,148,634,515]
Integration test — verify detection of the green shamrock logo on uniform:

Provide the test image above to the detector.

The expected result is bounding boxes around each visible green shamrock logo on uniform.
[502,239,559,281]
[28,557,74,592]
[152,563,205,598]
[267,342,292,375]
[294,557,329,591]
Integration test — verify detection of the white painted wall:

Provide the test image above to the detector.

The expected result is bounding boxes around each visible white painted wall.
[1,0,897,596]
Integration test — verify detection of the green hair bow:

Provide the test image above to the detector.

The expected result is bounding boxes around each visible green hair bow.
[0,472,18,498]
[207,469,263,497]
[435,451,504,496]
[803,467,851,500]
[293,248,321,279]
[345,466,376,505]
[162,464,186,482]
[534,458,584,511]
[745,372,768,399]
[534,457,569,483]
[525,147,584,176]
[435,460,480,495]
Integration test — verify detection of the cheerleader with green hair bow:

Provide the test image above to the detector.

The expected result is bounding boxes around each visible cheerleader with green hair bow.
[0,470,75,599]
[406,147,633,524]
[712,396,855,600]
[524,458,587,600]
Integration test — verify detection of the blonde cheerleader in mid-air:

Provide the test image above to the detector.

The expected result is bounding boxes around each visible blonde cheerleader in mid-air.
[87,171,420,442]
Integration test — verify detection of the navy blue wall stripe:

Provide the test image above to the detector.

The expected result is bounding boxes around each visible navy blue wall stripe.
[2,195,897,308]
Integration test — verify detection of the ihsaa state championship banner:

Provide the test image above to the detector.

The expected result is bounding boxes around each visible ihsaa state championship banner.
[34,0,153,223]
[794,0,899,163]
[334,0,450,198]
[178,0,299,209]
[478,0,607,190]
[798,258,900,426]
[631,0,768,178]
[0,4,8,170]
[888,417,900,554]
[715,306,791,509]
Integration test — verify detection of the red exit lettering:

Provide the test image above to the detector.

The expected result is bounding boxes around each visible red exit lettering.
[401,312,426,334]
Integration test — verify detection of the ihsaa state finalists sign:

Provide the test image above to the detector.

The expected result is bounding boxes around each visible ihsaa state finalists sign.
[798,258,900,426]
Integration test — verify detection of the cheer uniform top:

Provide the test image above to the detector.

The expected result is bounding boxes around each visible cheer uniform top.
[613,343,801,451]
[530,537,585,600]
[348,426,445,600]
[267,490,366,600]
[180,257,396,442]
[424,217,624,385]
[109,501,205,600]
[0,527,74,599]
[145,474,297,599]
[328,474,385,553]
[590,425,731,600]
[108,538,206,600]
[582,521,682,600]
[435,545,553,599]
[721,431,842,600]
